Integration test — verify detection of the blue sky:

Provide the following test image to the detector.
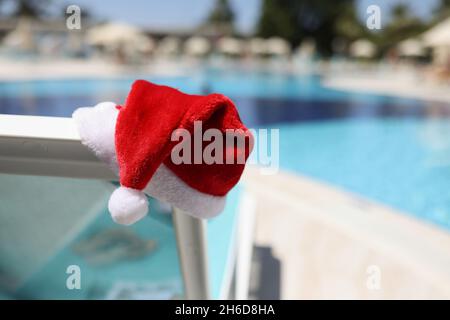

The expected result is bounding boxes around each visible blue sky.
[70,0,441,33]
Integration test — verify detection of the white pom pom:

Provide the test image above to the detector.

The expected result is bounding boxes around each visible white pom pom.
[108,187,149,225]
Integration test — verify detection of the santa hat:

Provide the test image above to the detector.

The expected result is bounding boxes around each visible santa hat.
[72,80,253,225]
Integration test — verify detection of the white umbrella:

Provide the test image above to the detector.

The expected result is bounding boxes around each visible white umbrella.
[217,37,244,55]
[87,22,154,52]
[155,36,181,56]
[135,34,155,53]
[349,39,376,58]
[397,38,426,57]
[247,37,267,55]
[423,17,450,47]
[265,37,291,56]
[296,39,316,57]
[184,36,211,56]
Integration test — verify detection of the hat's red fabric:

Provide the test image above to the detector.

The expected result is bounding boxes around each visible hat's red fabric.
[115,80,253,196]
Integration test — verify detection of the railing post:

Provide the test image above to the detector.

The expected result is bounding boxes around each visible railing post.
[172,207,211,300]
[0,115,213,300]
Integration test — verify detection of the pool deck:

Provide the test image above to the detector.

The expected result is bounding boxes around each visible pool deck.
[0,58,185,81]
[323,70,450,104]
[242,167,450,299]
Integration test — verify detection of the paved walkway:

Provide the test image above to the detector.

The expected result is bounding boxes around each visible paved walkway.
[243,167,450,299]
[323,70,450,104]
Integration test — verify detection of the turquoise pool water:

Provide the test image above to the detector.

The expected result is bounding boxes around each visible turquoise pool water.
[0,173,240,299]
[1,69,450,231]
[278,119,450,228]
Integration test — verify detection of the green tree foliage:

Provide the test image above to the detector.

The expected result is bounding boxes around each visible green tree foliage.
[208,0,234,25]
[201,0,235,36]
[256,0,360,56]
[369,4,428,54]
[434,0,450,18]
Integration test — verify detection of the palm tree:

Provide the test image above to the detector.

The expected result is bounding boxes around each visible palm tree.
[370,4,428,55]
[201,0,235,36]
[208,0,234,25]
[391,4,409,21]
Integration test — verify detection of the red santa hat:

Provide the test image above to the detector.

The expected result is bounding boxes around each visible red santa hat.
[72,80,253,225]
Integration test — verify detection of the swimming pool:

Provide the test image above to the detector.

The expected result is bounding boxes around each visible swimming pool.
[1,69,450,230]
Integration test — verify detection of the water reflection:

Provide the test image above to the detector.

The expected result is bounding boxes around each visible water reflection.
[2,93,449,128]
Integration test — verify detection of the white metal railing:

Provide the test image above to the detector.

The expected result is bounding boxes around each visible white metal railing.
[0,113,210,299]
